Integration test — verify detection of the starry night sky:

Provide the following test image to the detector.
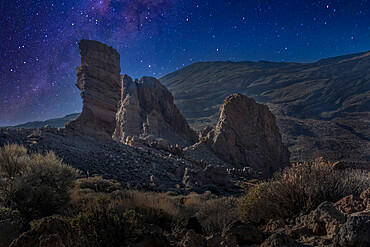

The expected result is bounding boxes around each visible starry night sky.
[1,0,369,126]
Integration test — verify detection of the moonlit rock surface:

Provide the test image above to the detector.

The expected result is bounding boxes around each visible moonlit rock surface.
[66,39,121,140]
[202,93,290,177]
[113,75,198,146]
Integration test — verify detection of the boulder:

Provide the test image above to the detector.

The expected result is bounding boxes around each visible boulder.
[113,75,198,147]
[260,233,297,247]
[0,219,23,247]
[181,229,207,247]
[336,195,365,214]
[223,221,262,245]
[299,201,346,238]
[335,216,370,247]
[199,94,290,177]
[66,40,121,140]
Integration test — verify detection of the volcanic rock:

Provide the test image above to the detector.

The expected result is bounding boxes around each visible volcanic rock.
[335,195,365,214]
[335,216,370,247]
[66,40,121,140]
[113,75,198,146]
[200,93,290,177]
[223,221,263,245]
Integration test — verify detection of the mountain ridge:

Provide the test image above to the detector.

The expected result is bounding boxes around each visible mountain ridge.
[160,51,370,163]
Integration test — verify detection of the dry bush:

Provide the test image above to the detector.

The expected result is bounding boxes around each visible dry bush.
[112,190,181,218]
[69,175,122,205]
[69,198,143,247]
[196,197,239,234]
[239,161,370,222]
[0,144,80,221]
[180,191,216,207]
[111,190,181,231]
[73,175,122,193]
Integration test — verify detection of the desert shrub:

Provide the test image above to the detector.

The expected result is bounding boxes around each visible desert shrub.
[73,175,122,193]
[238,182,274,223]
[239,161,370,222]
[112,190,181,217]
[111,190,180,231]
[69,197,143,247]
[0,144,80,220]
[69,176,122,205]
[196,197,239,234]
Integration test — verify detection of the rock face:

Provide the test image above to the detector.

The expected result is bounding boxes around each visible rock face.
[113,75,198,146]
[66,40,121,140]
[201,93,290,177]
[66,40,197,147]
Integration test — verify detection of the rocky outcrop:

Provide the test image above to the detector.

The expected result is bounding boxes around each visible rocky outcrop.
[199,93,290,177]
[258,189,370,247]
[65,40,197,147]
[113,75,198,146]
[66,40,121,140]
[223,221,262,245]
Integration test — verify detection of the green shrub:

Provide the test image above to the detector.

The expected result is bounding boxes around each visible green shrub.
[0,144,80,220]
[70,198,143,247]
[239,161,370,222]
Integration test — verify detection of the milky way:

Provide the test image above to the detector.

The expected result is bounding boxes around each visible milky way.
[0,0,369,126]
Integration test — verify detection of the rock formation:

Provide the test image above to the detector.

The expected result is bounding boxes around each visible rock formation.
[66,40,121,140]
[66,40,197,147]
[200,93,290,177]
[113,75,198,146]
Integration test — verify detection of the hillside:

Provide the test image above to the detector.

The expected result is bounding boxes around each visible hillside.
[12,113,80,129]
[160,52,370,162]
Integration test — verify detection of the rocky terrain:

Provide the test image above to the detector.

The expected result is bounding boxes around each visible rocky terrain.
[160,52,370,163]
[0,126,245,195]
[0,40,291,194]
[0,40,369,247]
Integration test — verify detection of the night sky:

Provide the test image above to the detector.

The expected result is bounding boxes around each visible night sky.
[1,0,369,126]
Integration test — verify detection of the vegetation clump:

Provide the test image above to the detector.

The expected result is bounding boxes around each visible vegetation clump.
[70,198,143,247]
[1,144,369,246]
[239,160,370,222]
[0,144,80,220]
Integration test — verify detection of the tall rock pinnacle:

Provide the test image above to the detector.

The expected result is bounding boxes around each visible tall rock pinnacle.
[65,40,121,140]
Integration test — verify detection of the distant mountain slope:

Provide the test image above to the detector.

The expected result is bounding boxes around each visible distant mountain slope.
[161,51,370,163]
[12,113,80,129]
